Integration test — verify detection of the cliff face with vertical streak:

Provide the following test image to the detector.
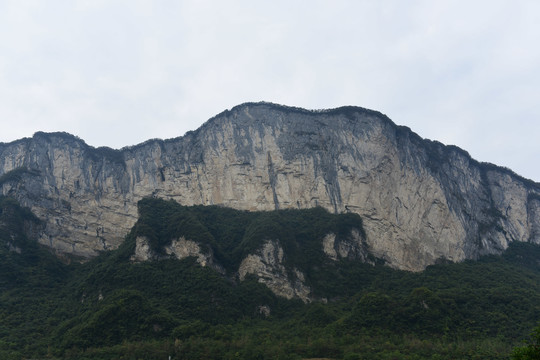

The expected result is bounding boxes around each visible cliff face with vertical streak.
[1,102,539,271]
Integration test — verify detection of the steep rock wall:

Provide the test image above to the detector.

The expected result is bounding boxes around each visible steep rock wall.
[1,103,539,270]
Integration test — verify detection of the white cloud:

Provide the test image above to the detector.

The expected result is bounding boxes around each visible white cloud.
[0,0,539,181]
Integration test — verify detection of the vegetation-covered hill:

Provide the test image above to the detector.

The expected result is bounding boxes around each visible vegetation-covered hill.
[0,195,539,359]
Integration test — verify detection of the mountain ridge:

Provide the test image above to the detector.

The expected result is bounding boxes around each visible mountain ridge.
[4,102,536,187]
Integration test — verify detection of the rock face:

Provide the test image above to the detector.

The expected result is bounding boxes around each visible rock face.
[1,102,539,271]
[322,229,371,262]
[130,235,223,273]
[238,240,311,302]
[237,227,369,302]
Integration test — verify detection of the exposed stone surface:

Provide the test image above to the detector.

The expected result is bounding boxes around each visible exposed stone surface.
[7,242,22,254]
[238,239,311,302]
[322,234,339,261]
[131,236,154,262]
[1,102,539,271]
[166,237,224,273]
[322,229,371,263]
[131,235,223,272]
[257,305,271,318]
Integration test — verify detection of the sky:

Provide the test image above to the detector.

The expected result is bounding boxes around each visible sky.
[0,1,539,182]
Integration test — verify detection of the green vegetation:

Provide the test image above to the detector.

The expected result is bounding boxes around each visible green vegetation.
[89,146,125,165]
[133,198,367,280]
[0,167,41,186]
[0,196,539,359]
[31,131,125,165]
[511,323,540,359]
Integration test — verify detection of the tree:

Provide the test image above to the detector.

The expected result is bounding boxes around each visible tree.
[512,324,540,360]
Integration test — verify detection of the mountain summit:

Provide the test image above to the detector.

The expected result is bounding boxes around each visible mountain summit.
[1,102,539,271]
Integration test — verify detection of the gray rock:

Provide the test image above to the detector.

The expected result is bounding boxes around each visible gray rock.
[238,239,311,302]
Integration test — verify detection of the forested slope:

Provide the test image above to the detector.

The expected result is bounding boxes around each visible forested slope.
[0,196,539,359]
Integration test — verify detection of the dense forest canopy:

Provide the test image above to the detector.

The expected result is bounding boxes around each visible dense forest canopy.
[0,196,539,359]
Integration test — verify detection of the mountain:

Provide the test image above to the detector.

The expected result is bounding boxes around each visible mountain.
[1,102,539,272]
[1,103,540,359]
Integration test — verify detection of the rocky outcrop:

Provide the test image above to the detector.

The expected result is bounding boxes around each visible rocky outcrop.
[1,102,539,271]
[322,229,371,262]
[131,235,222,270]
[238,239,311,302]
[130,236,154,262]
[237,228,369,302]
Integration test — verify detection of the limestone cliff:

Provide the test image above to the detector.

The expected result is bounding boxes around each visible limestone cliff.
[1,102,539,270]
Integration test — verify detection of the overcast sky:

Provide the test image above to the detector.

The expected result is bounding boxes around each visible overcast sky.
[0,1,539,182]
